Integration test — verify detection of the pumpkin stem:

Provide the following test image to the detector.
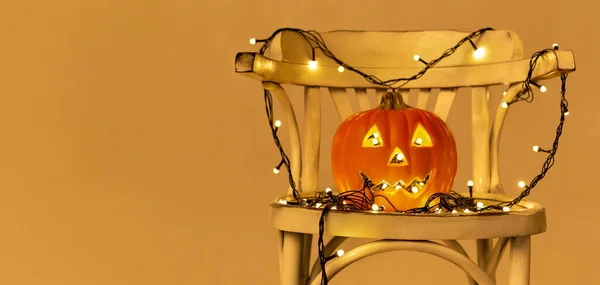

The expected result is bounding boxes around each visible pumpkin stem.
[379,92,412,110]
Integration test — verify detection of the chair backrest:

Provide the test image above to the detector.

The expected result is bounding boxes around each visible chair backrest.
[235,29,576,196]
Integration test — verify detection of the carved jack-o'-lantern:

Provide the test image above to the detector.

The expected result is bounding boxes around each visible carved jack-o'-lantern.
[331,92,457,212]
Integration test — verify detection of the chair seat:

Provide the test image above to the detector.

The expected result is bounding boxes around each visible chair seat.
[269,192,546,240]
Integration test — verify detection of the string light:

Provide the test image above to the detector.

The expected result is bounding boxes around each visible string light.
[451,209,458,214]
[552,43,559,50]
[254,27,571,285]
[337,66,344,72]
[371,204,379,211]
[273,160,284,174]
[467,180,474,198]
[473,47,486,59]
[308,47,318,70]
[503,91,507,96]
[249,37,266,45]
[411,186,418,193]
[278,199,287,205]
[468,38,486,59]
[325,187,332,194]
[530,81,547,93]
[415,138,423,145]
[396,153,404,161]
[503,206,511,212]
[564,110,570,116]
[518,181,526,188]
[476,202,484,209]
[325,249,345,261]
[533,145,551,153]
[464,209,470,213]
[274,120,282,133]
[413,54,428,65]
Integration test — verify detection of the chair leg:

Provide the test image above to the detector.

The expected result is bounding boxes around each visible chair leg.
[281,231,305,285]
[301,234,313,284]
[477,238,496,282]
[508,235,531,285]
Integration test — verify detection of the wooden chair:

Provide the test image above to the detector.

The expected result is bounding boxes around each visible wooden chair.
[234,29,576,285]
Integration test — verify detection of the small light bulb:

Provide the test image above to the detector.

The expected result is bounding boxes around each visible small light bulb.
[501,102,508,108]
[275,120,282,127]
[564,111,570,116]
[381,182,388,189]
[273,168,280,174]
[336,249,345,257]
[371,204,379,211]
[325,187,332,194]
[503,206,511,212]
[372,133,379,138]
[315,203,322,208]
[464,209,470,213]
[467,180,474,187]
[533,145,540,152]
[503,91,507,96]
[473,47,486,59]
[436,208,442,213]
[249,38,257,45]
[331,206,337,210]
[308,60,317,70]
[278,199,287,205]
[396,153,404,161]
[415,138,423,145]
[395,185,402,190]
[337,66,344,72]
[552,43,559,49]
[411,186,418,193]
[413,54,421,61]
[451,209,458,214]
[518,181,526,188]
[476,202,484,208]
[540,85,547,92]
[372,138,379,145]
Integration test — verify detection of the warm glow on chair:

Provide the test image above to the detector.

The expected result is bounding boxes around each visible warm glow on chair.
[473,47,486,59]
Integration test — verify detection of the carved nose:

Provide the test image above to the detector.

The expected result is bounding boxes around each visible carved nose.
[388,147,408,166]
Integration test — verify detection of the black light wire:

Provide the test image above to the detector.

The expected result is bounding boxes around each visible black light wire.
[256,28,570,284]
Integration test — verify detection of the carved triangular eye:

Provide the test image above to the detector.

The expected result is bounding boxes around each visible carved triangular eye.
[412,123,433,147]
[388,147,408,166]
[362,125,383,147]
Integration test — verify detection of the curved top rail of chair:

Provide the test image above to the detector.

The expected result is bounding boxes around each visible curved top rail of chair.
[269,192,546,240]
[235,49,575,88]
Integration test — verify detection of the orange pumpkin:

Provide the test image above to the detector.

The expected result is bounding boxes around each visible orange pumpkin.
[331,92,457,212]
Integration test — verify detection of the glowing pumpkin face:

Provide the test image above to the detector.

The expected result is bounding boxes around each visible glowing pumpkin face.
[331,92,457,211]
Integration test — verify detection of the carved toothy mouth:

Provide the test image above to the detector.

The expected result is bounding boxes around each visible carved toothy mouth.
[360,171,432,196]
